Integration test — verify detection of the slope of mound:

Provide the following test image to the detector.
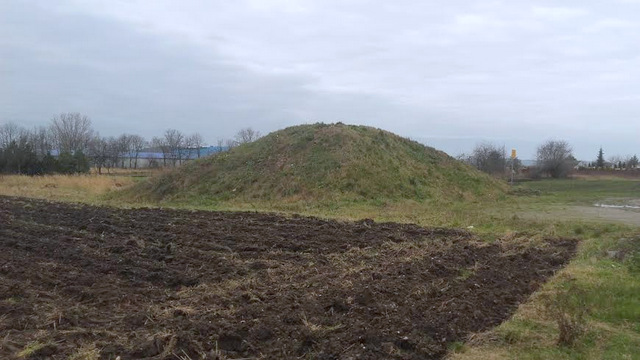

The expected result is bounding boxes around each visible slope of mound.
[129,123,505,204]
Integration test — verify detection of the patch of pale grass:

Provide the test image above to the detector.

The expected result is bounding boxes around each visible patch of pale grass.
[301,313,344,334]
[0,174,133,202]
[16,341,53,359]
[68,344,100,360]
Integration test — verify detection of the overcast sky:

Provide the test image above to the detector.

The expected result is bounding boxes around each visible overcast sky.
[2,0,639,159]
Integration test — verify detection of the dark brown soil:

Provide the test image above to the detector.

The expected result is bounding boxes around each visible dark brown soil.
[0,196,577,359]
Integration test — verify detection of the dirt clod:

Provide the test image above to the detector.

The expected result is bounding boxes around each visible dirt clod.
[217,333,245,352]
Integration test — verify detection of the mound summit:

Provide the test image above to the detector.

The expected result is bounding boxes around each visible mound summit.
[129,123,505,204]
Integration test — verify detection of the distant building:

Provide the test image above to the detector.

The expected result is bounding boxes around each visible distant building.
[123,146,228,168]
[50,146,228,168]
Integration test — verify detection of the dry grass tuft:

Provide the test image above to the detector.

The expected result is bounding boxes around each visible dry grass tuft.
[541,275,590,347]
[16,341,57,359]
[68,344,100,360]
[0,174,134,202]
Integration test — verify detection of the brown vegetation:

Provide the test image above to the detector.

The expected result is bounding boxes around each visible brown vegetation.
[0,174,134,203]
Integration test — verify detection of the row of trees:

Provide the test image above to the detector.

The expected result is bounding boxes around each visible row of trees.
[462,140,577,179]
[0,113,262,175]
[461,143,521,175]
[0,115,93,175]
[588,147,639,170]
[0,139,90,175]
[464,141,640,179]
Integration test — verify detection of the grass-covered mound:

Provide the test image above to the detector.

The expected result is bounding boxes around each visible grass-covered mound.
[126,123,506,205]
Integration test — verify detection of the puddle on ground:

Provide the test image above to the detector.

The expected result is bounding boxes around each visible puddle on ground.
[594,203,640,210]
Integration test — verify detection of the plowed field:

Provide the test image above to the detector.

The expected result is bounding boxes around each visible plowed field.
[0,196,577,359]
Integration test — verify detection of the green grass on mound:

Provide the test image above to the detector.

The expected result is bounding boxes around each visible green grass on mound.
[122,123,505,206]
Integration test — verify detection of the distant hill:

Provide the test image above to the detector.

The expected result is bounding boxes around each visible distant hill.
[124,123,506,205]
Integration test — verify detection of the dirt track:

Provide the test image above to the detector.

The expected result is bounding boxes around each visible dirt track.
[0,196,577,359]
[520,205,640,227]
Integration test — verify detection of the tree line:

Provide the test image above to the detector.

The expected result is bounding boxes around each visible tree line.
[585,147,638,170]
[460,140,578,179]
[0,113,261,175]
[462,140,639,179]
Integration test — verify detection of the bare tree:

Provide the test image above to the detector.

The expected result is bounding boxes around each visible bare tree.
[163,129,185,166]
[216,138,226,152]
[536,140,577,178]
[186,133,205,158]
[129,135,147,169]
[608,155,622,169]
[27,126,54,158]
[50,113,93,153]
[151,136,170,167]
[0,122,24,149]
[466,143,507,175]
[183,135,194,161]
[507,156,522,174]
[234,127,261,144]
[116,134,132,168]
[225,138,237,150]
[105,137,122,173]
[87,136,110,174]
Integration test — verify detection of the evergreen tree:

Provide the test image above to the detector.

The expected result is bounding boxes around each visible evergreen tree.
[41,153,58,174]
[596,147,605,169]
[0,139,41,174]
[57,152,76,174]
[73,150,90,173]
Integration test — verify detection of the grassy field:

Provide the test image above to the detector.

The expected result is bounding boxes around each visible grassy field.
[0,169,160,204]
[451,179,640,359]
[1,174,639,359]
[0,174,136,203]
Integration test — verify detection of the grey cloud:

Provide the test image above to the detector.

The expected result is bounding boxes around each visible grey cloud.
[2,0,640,159]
